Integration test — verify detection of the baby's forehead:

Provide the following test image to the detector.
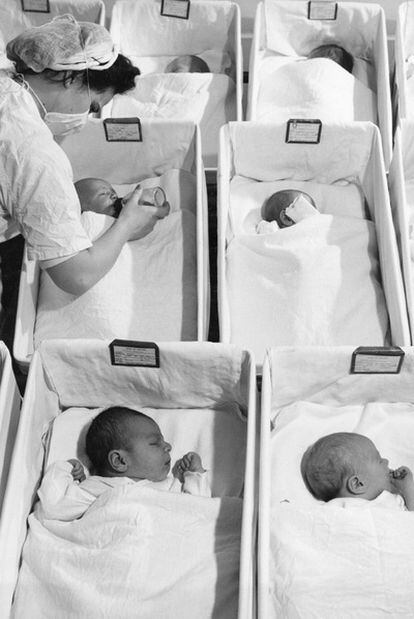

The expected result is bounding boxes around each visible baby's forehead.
[128,415,161,436]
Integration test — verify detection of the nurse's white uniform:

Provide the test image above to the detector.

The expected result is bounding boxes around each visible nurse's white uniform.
[0,73,92,264]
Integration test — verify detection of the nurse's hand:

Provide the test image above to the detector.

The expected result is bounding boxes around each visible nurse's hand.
[118,185,170,241]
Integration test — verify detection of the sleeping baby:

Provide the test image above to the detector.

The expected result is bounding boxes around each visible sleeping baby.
[38,406,211,521]
[75,177,168,219]
[257,189,320,232]
[307,43,354,74]
[301,432,414,510]
[165,54,210,73]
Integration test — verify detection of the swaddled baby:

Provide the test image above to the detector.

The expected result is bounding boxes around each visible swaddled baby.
[165,54,210,73]
[38,407,211,521]
[257,189,320,233]
[301,432,414,510]
[307,43,354,73]
[75,178,169,219]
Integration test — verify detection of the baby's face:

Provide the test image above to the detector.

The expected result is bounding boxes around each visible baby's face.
[354,436,392,497]
[78,179,119,217]
[124,417,172,482]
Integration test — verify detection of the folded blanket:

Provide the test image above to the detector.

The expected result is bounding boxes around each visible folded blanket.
[226,214,388,360]
[269,501,414,618]
[111,73,236,166]
[255,57,377,123]
[13,485,242,618]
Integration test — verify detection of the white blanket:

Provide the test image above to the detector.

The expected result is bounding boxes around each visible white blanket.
[226,214,388,359]
[255,57,377,123]
[269,501,414,618]
[35,170,198,344]
[111,73,236,166]
[12,486,242,619]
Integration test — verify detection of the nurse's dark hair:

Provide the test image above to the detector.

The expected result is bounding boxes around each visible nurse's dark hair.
[85,406,150,475]
[15,53,140,95]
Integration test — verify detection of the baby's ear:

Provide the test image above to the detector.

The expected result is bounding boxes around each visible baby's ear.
[108,450,128,473]
[346,474,365,495]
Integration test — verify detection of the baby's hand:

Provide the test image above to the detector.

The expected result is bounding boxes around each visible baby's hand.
[390,466,414,495]
[172,452,205,482]
[68,459,86,483]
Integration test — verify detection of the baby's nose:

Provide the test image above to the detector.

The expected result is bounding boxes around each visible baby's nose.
[164,441,172,452]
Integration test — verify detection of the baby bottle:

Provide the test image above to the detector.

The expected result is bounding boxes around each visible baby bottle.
[113,186,166,218]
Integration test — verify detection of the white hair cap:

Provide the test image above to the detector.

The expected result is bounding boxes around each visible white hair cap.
[6,14,118,72]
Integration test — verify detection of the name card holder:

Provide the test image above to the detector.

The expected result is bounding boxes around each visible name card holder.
[350,346,405,374]
[109,340,160,368]
[285,119,322,144]
[21,0,50,12]
[161,0,190,19]
[308,1,338,20]
[103,118,142,142]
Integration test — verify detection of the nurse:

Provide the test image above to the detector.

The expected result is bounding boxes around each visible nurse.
[0,15,169,297]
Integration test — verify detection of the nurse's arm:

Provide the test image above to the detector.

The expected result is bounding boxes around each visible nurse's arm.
[43,189,169,296]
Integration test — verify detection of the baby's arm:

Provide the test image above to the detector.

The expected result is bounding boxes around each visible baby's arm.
[172,452,211,497]
[390,467,414,511]
[37,459,92,521]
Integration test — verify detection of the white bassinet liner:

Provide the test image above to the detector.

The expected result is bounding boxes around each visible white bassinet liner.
[248,1,392,167]
[395,2,414,121]
[34,169,198,345]
[0,340,256,618]
[218,122,410,364]
[45,403,246,498]
[109,73,237,170]
[259,346,414,618]
[13,118,209,371]
[130,49,232,76]
[0,341,21,516]
[254,56,377,124]
[0,0,104,44]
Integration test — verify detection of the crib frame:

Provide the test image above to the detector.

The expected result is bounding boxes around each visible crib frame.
[258,345,414,617]
[107,0,243,172]
[13,119,209,372]
[217,121,410,369]
[247,1,393,168]
[0,340,257,618]
[0,342,21,519]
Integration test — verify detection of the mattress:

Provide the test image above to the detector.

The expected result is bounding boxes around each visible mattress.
[225,177,389,360]
[34,169,198,344]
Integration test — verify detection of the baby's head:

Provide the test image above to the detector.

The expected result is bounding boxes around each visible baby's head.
[301,432,392,502]
[307,43,354,73]
[165,54,210,73]
[85,407,172,481]
[261,190,317,228]
[75,178,121,218]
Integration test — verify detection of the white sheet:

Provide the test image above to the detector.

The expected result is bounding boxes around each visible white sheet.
[226,214,389,359]
[229,176,367,236]
[111,73,236,166]
[255,57,377,123]
[45,403,247,499]
[12,486,242,619]
[267,400,414,618]
[34,169,198,344]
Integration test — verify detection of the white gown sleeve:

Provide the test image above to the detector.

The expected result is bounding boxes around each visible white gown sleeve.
[182,471,211,497]
[37,461,96,521]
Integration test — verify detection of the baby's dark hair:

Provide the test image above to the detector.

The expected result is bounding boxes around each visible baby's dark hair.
[307,44,354,74]
[166,54,210,73]
[301,432,361,501]
[261,189,316,222]
[85,407,149,474]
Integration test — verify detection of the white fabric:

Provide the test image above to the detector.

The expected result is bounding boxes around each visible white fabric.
[329,490,406,511]
[0,74,92,256]
[229,176,367,236]
[12,485,242,619]
[37,460,210,521]
[226,215,388,358]
[111,73,236,168]
[132,50,232,76]
[45,403,247,499]
[255,57,377,123]
[34,169,198,344]
[269,500,414,618]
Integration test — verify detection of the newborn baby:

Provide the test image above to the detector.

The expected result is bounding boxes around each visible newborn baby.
[75,177,168,218]
[301,432,414,510]
[307,43,354,74]
[38,407,211,521]
[165,54,210,73]
[257,189,319,232]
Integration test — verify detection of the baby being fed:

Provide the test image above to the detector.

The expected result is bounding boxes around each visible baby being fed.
[301,432,414,510]
[38,407,211,521]
[75,178,168,218]
[257,189,319,233]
